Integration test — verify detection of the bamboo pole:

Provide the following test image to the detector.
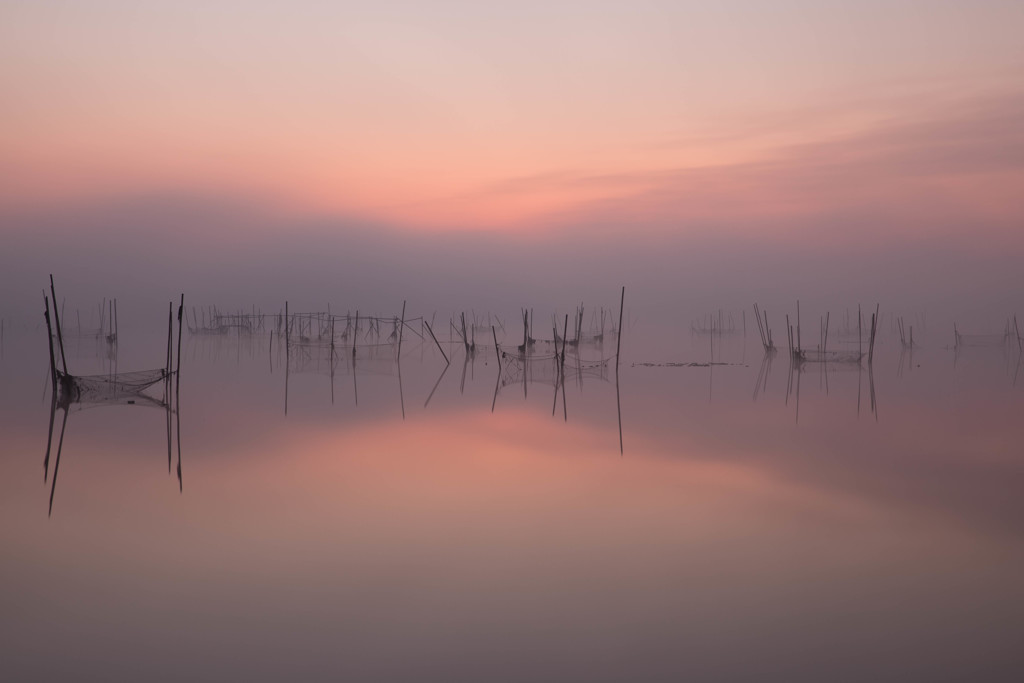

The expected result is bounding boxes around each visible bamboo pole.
[824,311,830,354]
[615,286,625,366]
[175,294,184,393]
[522,308,528,354]
[43,295,57,394]
[858,304,862,359]
[397,300,406,357]
[49,275,68,375]
[868,306,878,365]
[552,324,559,365]
[166,302,173,378]
[492,325,500,363]
[563,314,569,370]
[796,299,801,354]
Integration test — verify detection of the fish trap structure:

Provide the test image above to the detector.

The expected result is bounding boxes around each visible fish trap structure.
[496,350,612,392]
[42,277,186,513]
[279,303,423,352]
[784,301,875,366]
[954,317,1020,351]
[44,277,184,409]
[691,309,741,336]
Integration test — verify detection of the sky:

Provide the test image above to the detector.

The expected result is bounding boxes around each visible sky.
[1,1,1023,322]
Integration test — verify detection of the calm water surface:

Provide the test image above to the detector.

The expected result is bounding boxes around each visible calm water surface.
[2,318,1022,681]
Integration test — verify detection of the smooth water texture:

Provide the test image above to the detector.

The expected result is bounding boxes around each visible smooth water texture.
[2,318,1023,682]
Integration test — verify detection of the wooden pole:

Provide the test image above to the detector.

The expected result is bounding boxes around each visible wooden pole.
[796,299,801,354]
[166,302,173,377]
[43,295,58,394]
[522,308,528,354]
[175,294,185,391]
[824,311,830,354]
[49,275,68,375]
[858,304,862,359]
[563,314,569,369]
[615,286,625,366]
[552,324,559,365]
[868,306,878,365]
[754,304,763,348]
[397,300,406,357]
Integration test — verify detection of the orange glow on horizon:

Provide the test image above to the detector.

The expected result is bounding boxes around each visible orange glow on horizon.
[1,2,1022,240]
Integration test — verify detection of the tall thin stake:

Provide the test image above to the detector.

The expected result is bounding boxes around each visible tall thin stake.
[49,275,68,375]
[615,286,625,366]
[397,300,406,357]
[43,295,58,394]
[175,294,184,393]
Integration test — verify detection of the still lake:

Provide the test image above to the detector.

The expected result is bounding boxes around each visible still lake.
[2,314,1022,682]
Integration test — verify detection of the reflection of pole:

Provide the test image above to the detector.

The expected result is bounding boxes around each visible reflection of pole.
[615,286,625,366]
[425,362,450,409]
[795,363,801,425]
[48,406,69,517]
[44,393,57,481]
[491,357,500,413]
[165,302,172,473]
[352,352,358,406]
[561,367,567,422]
[166,384,173,473]
[398,361,405,420]
[869,363,878,422]
[616,365,623,455]
[424,320,448,365]
[176,366,183,492]
[552,370,559,417]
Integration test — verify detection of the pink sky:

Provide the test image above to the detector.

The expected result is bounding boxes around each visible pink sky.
[2,1,1022,237]
[1,1,1023,325]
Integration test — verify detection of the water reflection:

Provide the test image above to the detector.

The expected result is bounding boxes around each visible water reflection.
[42,376,182,516]
[10,312,1024,681]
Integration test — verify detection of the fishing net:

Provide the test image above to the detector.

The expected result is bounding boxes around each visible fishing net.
[59,368,170,405]
[797,350,864,364]
[956,333,1011,348]
[498,351,612,388]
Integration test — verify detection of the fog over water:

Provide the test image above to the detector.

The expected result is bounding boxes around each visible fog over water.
[2,296,1023,680]
[1,192,1020,335]
[3,2,1024,680]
